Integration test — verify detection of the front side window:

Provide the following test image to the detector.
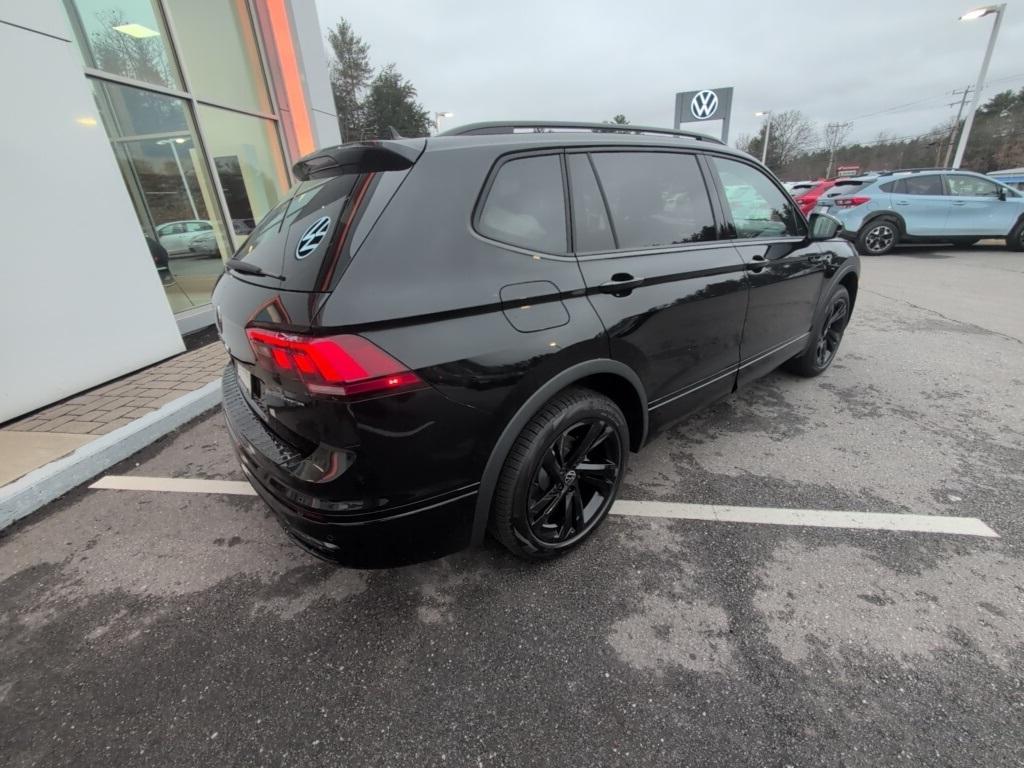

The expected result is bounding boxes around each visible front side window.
[945,175,1002,198]
[589,152,716,249]
[478,155,567,253]
[712,157,804,239]
[903,175,944,196]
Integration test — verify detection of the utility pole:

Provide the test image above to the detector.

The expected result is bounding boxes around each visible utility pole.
[943,86,973,168]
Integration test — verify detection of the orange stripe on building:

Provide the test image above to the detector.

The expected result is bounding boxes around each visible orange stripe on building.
[261,0,315,159]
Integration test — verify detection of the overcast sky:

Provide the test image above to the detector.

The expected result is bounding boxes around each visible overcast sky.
[312,0,1024,146]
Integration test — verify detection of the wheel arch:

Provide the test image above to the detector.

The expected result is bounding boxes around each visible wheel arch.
[861,210,906,236]
[838,270,858,311]
[470,359,648,545]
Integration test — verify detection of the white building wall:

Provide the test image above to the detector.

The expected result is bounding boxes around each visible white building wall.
[288,0,341,148]
[0,11,185,422]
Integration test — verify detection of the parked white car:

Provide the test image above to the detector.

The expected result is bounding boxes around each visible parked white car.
[156,219,214,256]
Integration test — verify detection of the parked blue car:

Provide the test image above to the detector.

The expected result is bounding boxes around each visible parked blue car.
[813,169,1024,255]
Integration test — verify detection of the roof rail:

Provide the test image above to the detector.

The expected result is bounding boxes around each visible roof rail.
[877,167,951,176]
[439,121,725,145]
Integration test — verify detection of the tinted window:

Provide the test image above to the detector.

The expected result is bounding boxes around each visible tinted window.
[712,157,804,238]
[589,152,716,249]
[479,155,567,253]
[879,181,898,193]
[946,174,1002,197]
[903,175,944,196]
[567,154,615,252]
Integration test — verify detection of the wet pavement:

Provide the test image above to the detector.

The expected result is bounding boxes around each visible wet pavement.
[2,247,1023,767]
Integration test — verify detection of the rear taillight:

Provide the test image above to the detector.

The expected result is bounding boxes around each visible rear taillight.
[245,329,423,397]
[834,196,870,208]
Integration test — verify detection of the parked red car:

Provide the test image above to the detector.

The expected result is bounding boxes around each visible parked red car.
[790,179,837,215]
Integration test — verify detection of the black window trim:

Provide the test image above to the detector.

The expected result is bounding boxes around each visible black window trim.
[565,146,723,258]
[703,151,809,243]
[471,149,573,258]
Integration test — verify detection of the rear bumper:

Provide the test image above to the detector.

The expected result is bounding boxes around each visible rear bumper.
[221,366,478,567]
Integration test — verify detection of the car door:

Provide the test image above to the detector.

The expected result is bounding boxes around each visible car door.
[944,174,1018,236]
[889,174,950,236]
[706,155,828,387]
[569,150,748,431]
[157,223,187,254]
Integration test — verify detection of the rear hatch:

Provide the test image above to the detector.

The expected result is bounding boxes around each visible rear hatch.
[813,178,872,213]
[212,139,430,482]
[224,139,425,294]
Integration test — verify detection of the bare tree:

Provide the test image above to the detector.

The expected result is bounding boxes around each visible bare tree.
[822,122,853,177]
[744,110,816,171]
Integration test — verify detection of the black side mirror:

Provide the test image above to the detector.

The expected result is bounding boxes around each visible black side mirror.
[998,188,1007,201]
[808,212,842,241]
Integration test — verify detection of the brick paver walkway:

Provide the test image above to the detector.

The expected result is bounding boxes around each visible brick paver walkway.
[3,343,226,437]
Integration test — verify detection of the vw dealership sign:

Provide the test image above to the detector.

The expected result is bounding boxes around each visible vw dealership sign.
[674,86,734,142]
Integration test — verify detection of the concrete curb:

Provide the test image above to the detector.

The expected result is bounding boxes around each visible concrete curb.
[0,381,222,531]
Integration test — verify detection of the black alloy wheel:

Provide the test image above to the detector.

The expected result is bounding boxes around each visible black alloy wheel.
[525,418,622,547]
[814,294,849,369]
[490,388,628,560]
[784,285,852,378]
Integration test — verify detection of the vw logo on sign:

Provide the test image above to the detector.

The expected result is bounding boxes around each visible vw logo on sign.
[295,216,331,260]
[690,90,719,120]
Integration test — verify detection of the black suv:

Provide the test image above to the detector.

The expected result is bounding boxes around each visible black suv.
[213,121,860,567]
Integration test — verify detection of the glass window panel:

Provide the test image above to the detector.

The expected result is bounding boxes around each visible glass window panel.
[567,154,615,253]
[163,0,272,114]
[478,155,567,253]
[591,152,717,249]
[712,157,804,239]
[62,0,181,89]
[91,80,231,313]
[196,105,291,245]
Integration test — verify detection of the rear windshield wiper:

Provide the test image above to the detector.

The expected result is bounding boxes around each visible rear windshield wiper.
[226,258,286,281]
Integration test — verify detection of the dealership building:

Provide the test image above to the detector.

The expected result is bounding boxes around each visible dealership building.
[0,1,340,422]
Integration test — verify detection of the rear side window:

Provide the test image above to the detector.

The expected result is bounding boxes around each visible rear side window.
[879,180,898,193]
[567,154,615,252]
[478,154,567,253]
[903,175,944,196]
[590,152,716,249]
[712,157,804,238]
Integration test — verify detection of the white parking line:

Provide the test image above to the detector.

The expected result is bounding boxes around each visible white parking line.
[89,476,998,539]
[611,500,998,538]
[90,475,257,495]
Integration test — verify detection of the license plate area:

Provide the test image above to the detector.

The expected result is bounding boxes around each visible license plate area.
[236,361,256,399]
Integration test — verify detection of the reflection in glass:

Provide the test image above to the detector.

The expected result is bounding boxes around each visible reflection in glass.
[91,80,230,313]
[197,105,290,246]
[163,0,272,114]
[62,0,181,89]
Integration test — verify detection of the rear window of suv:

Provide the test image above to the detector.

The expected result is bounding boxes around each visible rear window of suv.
[478,154,567,253]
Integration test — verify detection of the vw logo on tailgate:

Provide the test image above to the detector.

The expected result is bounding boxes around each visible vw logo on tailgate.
[690,90,719,120]
[295,216,331,260]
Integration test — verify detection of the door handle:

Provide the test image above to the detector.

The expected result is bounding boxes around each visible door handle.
[597,273,643,295]
[952,201,967,206]
[896,200,910,206]
[745,253,766,272]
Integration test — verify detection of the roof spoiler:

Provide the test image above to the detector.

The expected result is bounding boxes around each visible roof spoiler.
[292,139,425,181]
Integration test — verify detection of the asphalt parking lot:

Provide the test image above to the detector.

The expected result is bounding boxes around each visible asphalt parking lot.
[2,246,1023,767]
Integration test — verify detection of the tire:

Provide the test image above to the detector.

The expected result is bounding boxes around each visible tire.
[950,238,979,247]
[784,285,851,378]
[489,387,628,561]
[1009,220,1024,252]
[855,218,899,255]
